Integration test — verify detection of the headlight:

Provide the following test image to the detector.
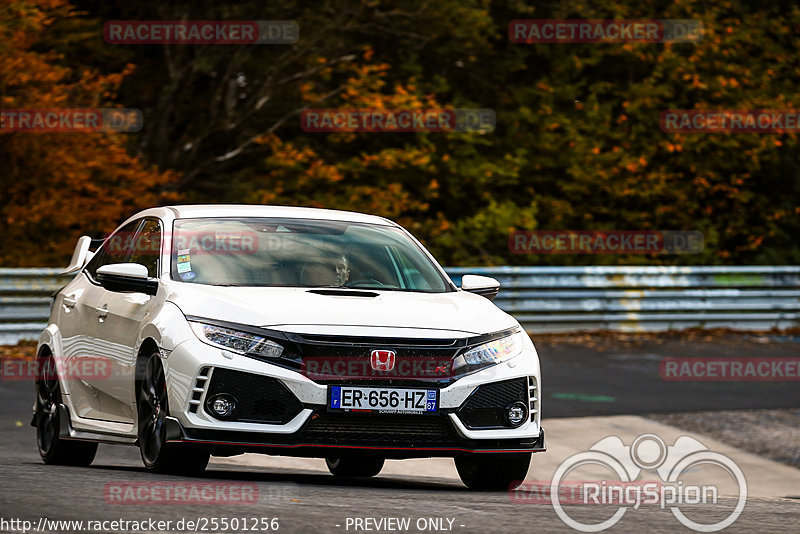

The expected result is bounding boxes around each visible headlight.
[457,331,525,367]
[190,322,284,359]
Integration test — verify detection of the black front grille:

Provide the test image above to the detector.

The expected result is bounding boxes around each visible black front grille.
[299,412,458,445]
[205,368,303,424]
[284,330,518,385]
[283,332,463,386]
[457,378,528,429]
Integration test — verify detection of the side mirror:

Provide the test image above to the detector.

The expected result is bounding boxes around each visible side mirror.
[62,236,93,274]
[461,274,500,301]
[96,263,158,296]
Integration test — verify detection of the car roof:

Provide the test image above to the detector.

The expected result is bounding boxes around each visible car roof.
[126,205,396,226]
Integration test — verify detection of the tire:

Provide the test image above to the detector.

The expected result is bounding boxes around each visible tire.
[325,456,385,478]
[137,351,209,475]
[35,352,98,466]
[455,453,531,490]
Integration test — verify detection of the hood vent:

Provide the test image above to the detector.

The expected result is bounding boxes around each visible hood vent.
[306,289,379,298]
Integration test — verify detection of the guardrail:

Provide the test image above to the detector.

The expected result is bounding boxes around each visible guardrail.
[448,266,800,333]
[0,266,798,344]
[0,268,71,345]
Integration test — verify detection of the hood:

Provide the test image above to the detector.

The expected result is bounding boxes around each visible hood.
[166,285,517,338]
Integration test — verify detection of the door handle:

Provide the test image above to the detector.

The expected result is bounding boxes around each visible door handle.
[63,295,77,308]
[95,304,108,319]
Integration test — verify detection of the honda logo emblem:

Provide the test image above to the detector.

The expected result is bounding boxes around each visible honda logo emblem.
[370,350,396,371]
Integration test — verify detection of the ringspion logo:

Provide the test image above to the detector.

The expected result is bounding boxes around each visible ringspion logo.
[511,434,747,532]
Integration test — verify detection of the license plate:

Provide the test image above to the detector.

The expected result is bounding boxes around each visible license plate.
[329,386,438,414]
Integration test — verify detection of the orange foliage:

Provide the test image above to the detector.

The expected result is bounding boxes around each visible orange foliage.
[251,49,439,222]
[0,0,178,266]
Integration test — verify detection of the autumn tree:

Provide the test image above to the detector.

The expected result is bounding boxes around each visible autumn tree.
[3,0,799,266]
[0,0,177,266]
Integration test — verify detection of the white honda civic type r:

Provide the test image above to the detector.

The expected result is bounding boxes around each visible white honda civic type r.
[34,205,544,489]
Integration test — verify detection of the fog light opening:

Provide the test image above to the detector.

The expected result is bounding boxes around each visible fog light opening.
[209,394,237,418]
[506,401,527,427]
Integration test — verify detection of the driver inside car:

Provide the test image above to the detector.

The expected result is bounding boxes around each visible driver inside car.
[301,253,351,287]
[334,253,350,286]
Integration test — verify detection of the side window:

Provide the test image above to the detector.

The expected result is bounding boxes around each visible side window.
[128,219,162,278]
[85,219,143,279]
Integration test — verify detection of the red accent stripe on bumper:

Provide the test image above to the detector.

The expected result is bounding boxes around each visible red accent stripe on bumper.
[169,439,546,454]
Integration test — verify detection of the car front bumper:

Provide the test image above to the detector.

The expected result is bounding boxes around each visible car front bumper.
[163,337,545,458]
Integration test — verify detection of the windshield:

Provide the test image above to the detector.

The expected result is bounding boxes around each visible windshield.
[169,217,452,292]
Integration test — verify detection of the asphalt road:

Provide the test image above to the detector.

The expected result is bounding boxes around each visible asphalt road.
[539,333,800,417]
[1,334,799,533]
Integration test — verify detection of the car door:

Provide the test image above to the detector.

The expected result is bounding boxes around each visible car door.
[55,269,104,413]
[66,219,141,422]
[92,218,163,423]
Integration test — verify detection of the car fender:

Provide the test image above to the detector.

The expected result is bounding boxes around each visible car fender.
[135,300,193,356]
[134,300,194,404]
